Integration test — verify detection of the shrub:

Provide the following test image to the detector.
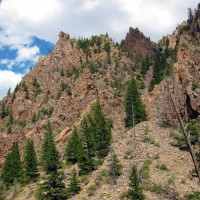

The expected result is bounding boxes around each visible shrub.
[141,159,152,179]
[87,184,97,196]
[156,164,169,171]
[184,191,200,200]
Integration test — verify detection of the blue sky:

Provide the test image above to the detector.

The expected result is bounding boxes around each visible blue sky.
[0,0,199,100]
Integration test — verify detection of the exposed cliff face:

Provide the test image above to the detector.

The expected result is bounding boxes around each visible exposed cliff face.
[0,10,200,198]
[0,32,134,165]
[146,14,200,126]
[121,27,156,58]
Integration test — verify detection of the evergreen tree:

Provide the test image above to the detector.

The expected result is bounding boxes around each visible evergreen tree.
[81,116,96,157]
[91,99,111,157]
[42,121,59,173]
[7,124,12,134]
[1,143,23,187]
[108,153,122,184]
[66,127,82,164]
[37,121,66,199]
[7,88,11,97]
[141,55,150,74]
[9,107,13,125]
[129,165,145,200]
[67,169,81,197]
[0,103,6,119]
[0,181,6,200]
[78,140,94,175]
[37,171,66,200]
[24,139,38,182]
[125,78,147,127]
[11,92,16,103]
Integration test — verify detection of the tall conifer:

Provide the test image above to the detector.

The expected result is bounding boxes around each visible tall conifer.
[24,139,38,182]
[91,99,111,157]
[1,142,23,187]
[125,78,147,127]
[66,127,82,164]
[129,165,145,200]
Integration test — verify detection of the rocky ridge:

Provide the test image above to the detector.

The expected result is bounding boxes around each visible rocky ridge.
[0,7,200,199]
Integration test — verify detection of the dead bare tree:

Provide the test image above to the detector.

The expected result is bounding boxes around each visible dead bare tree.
[166,77,200,182]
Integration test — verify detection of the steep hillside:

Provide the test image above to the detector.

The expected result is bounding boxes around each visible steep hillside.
[0,32,134,165]
[0,5,200,200]
[145,6,200,126]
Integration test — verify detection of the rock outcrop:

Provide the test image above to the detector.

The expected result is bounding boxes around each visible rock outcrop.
[121,27,156,57]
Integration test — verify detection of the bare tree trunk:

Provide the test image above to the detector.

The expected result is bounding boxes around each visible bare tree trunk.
[166,78,200,182]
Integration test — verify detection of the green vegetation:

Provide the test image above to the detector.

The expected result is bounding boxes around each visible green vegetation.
[149,47,173,91]
[141,159,152,179]
[108,153,122,184]
[1,142,23,187]
[0,103,9,119]
[125,77,147,127]
[156,164,169,171]
[37,121,66,199]
[89,62,98,74]
[141,55,150,74]
[141,181,163,194]
[87,184,97,196]
[60,68,65,77]
[60,82,72,95]
[170,120,200,148]
[24,139,38,182]
[184,191,200,200]
[67,169,81,197]
[22,82,29,99]
[66,127,82,164]
[42,121,59,172]
[128,165,145,200]
[124,150,134,160]
[32,77,41,97]
[192,81,198,91]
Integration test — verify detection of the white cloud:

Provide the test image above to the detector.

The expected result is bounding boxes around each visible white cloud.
[16,46,40,62]
[0,70,23,100]
[0,29,40,70]
[77,0,100,12]
[0,0,199,43]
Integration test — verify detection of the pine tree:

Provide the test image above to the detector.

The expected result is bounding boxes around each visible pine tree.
[1,143,23,187]
[0,181,6,200]
[129,165,145,200]
[66,127,82,164]
[42,121,59,173]
[9,107,13,125]
[78,140,94,175]
[0,103,6,119]
[37,121,66,199]
[24,139,38,182]
[108,153,122,184]
[81,116,96,157]
[91,99,111,157]
[37,171,66,200]
[68,169,81,197]
[125,77,147,127]
[7,88,11,97]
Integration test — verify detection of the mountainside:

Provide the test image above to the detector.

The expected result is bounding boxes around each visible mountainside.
[0,4,200,200]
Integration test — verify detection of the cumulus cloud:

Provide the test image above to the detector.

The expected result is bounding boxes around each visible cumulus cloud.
[0,0,199,99]
[0,29,40,70]
[0,0,199,43]
[0,70,23,100]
